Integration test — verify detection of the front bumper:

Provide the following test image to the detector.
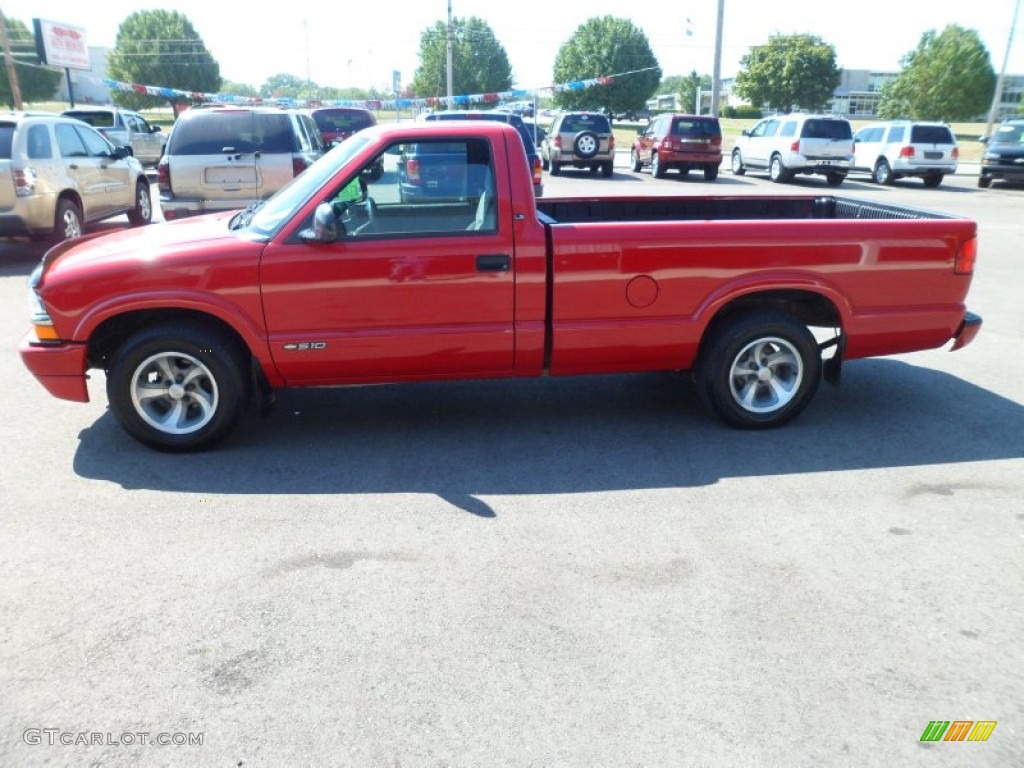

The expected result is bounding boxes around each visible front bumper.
[19,331,90,402]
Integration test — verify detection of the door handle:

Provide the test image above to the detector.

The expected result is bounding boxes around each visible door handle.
[476,254,509,272]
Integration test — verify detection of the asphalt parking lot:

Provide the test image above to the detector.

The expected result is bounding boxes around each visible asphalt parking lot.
[1,161,1021,767]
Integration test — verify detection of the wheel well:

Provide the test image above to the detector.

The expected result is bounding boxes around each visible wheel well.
[87,308,252,371]
[699,290,841,357]
[57,190,83,213]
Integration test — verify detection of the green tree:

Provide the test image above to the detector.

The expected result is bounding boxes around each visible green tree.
[260,73,306,99]
[411,17,513,98]
[552,16,661,115]
[678,70,712,113]
[877,25,994,121]
[106,10,220,109]
[734,34,840,112]
[220,81,258,99]
[0,18,62,107]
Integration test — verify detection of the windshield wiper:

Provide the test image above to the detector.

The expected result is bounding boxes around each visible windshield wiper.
[229,200,267,230]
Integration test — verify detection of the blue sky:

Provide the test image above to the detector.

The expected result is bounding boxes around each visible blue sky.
[12,0,1023,93]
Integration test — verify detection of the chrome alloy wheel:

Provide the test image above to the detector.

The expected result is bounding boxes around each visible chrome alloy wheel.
[727,336,804,414]
[129,352,219,434]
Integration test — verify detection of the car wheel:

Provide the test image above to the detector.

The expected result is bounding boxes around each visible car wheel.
[731,150,746,176]
[550,159,561,176]
[107,322,249,451]
[52,198,83,243]
[366,159,384,181]
[589,164,599,174]
[873,160,893,185]
[825,172,845,186]
[704,164,719,182]
[630,148,642,172]
[695,310,821,429]
[978,175,992,188]
[769,155,791,183]
[601,161,613,178]
[652,152,666,179]
[922,174,943,188]
[574,131,600,159]
[128,180,152,226]
[542,153,550,171]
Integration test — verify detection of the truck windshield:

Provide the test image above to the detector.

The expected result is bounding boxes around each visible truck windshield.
[245,135,372,237]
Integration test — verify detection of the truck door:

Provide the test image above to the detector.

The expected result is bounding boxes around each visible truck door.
[260,136,516,383]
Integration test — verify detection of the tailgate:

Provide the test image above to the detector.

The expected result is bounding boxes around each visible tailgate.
[800,136,850,160]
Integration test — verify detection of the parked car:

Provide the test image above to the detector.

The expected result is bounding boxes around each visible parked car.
[542,111,615,177]
[157,105,325,220]
[0,112,151,242]
[731,114,853,185]
[850,121,958,187]
[978,118,1024,188]
[310,107,382,178]
[422,110,543,196]
[61,106,167,167]
[631,114,722,180]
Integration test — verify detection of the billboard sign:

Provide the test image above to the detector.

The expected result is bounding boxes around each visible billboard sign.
[33,19,91,71]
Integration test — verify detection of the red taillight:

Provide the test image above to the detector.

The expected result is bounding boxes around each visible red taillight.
[899,146,915,158]
[292,157,309,177]
[406,158,421,184]
[955,236,977,275]
[791,140,800,153]
[609,135,615,151]
[553,136,562,148]
[952,147,959,159]
[156,158,170,193]
[13,167,36,196]
[533,156,542,186]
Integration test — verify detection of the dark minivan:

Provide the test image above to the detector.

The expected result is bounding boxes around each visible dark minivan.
[979,119,1024,188]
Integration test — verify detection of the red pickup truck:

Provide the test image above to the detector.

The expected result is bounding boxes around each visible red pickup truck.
[21,121,981,451]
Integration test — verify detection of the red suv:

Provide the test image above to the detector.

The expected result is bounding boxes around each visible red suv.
[631,114,722,181]
[311,107,382,178]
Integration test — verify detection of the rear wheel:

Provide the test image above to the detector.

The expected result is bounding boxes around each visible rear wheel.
[542,153,550,171]
[52,198,83,243]
[825,172,845,186]
[704,164,719,181]
[873,160,893,185]
[630,148,642,172]
[922,174,943,188]
[550,159,561,176]
[696,311,821,429]
[601,161,614,178]
[127,180,152,226]
[106,322,249,451]
[652,152,666,178]
[769,155,792,183]
[731,150,746,175]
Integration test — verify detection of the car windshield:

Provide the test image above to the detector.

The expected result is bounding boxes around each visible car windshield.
[245,134,372,237]
[64,110,116,128]
[993,124,1024,143]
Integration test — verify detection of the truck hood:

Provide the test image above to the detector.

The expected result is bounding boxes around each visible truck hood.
[41,213,247,284]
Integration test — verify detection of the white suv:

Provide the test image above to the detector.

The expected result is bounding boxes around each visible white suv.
[850,121,958,188]
[731,114,853,185]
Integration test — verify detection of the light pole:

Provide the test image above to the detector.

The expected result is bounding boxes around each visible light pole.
[711,0,724,117]
[446,0,454,106]
[984,0,1021,137]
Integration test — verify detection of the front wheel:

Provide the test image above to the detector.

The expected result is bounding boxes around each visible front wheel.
[107,323,249,451]
[695,311,821,429]
[978,175,992,188]
[731,150,746,175]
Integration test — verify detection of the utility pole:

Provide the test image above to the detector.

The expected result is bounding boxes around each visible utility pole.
[446,0,454,107]
[984,0,1021,138]
[0,11,24,110]
[711,0,724,117]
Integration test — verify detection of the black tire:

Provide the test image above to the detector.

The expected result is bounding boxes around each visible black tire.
[769,154,792,183]
[731,150,746,176]
[106,322,249,451]
[695,310,821,429]
[825,172,845,187]
[978,175,992,188]
[127,180,152,226]
[922,174,943,189]
[542,153,550,171]
[365,159,384,181]
[704,163,719,182]
[52,198,83,243]
[630,148,642,172]
[652,152,666,179]
[550,159,561,176]
[573,131,600,159]
[601,161,613,178]
[873,160,893,185]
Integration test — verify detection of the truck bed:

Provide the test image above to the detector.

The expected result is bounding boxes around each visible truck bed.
[537,195,954,224]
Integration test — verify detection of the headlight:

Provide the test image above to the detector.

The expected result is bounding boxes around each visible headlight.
[983,152,999,161]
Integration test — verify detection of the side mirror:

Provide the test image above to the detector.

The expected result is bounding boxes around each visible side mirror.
[979,135,989,144]
[741,129,750,137]
[300,203,339,243]
[113,146,132,159]
[854,137,861,143]
[152,125,162,133]
[385,145,402,156]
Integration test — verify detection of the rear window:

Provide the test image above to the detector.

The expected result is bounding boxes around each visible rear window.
[671,118,721,138]
[170,111,295,155]
[427,112,536,154]
[910,125,954,144]
[801,119,852,140]
[561,114,610,133]
[312,110,374,132]
[0,125,13,159]
[64,111,116,128]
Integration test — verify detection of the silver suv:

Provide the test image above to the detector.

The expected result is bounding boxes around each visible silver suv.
[157,106,325,220]
[731,114,853,185]
[0,112,152,242]
[851,121,958,187]
[542,111,615,177]
[62,107,167,167]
